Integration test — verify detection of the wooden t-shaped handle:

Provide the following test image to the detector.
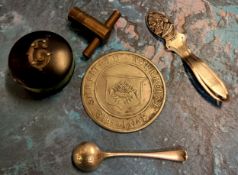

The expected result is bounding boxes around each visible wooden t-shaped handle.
[68,7,121,58]
[83,10,121,58]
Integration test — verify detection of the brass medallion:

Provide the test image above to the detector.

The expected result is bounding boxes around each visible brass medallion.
[82,51,166,132]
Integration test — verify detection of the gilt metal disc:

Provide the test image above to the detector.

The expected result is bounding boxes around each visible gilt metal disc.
[82,51,166,132]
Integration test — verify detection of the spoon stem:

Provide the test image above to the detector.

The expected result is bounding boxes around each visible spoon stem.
[103,150,187,162]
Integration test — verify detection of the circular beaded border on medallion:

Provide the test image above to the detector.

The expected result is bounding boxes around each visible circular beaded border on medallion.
[82,51,166,133]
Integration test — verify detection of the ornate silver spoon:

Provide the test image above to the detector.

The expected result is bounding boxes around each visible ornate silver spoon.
[72,142,187,172]
[146,11,228,102]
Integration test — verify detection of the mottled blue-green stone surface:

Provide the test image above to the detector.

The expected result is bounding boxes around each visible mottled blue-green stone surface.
[1,0,238,175]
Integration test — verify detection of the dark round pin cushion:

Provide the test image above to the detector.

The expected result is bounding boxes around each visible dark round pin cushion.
[8,31,74,95]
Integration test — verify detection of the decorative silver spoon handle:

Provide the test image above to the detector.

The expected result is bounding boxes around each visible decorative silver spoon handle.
[146,11,228,102]
[165,32,228,101]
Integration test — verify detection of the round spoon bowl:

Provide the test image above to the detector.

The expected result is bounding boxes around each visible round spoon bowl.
[72,142,103,172]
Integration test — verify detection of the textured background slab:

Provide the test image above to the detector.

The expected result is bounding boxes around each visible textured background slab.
[0,0,238,174]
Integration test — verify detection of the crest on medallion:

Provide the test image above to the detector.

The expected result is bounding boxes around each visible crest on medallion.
[105,75,146,114]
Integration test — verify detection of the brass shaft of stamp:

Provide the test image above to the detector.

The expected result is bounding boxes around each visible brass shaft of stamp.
[68,7,110,40]
[83,10,121,58]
